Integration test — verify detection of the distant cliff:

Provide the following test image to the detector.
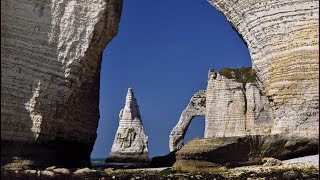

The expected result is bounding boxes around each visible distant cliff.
[170,68,272,151]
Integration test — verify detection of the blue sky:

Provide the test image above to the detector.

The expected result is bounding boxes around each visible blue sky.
[91,0,251,158]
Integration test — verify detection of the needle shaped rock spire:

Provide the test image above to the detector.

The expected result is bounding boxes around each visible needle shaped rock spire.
[106,88,149,163]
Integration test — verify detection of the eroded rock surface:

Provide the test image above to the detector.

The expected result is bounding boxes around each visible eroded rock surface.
[171,67,318,168]
[106,88,149,163]
[170,0,319,161]
[169,90,206,151]
[173,134,318,171]
[208,0,319,138]
[170,68,272,151]
[1,0,123,168]
[206,68,273,138]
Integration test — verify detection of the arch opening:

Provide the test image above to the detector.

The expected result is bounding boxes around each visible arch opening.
[183,116,205,145]
[91,0,252,159]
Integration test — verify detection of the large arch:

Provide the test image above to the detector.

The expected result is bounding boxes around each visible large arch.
[208,0,319,137]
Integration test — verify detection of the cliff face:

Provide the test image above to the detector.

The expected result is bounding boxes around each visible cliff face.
[205,68,272,138]
[106,88,149,163]
[208,0,319,138]
[170,68,272,151]
[171,0,319,169]
[172,68,318,169]
[1,0,123,168]
[173,0,319,152]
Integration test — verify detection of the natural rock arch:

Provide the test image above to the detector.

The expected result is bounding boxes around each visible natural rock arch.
[170,0,319,153]
[208,0,319,137]
[169,90,206,152]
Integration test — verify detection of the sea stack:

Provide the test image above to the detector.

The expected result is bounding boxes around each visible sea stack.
[106,88,149,163]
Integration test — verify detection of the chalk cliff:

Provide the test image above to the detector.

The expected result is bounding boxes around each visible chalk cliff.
[106,88,149,163]
[208,0,319,138]
[170,68,272,151]
[171,66,318,168]
[169,90,206,152]
[1,0,123,168]
[205,68,272,138]
[1,0,318,170]
[171,0,319,169]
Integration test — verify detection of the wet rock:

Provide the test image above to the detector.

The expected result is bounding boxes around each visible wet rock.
[40,170,55,179]
[45,166,56,171]
[150,151,177,168]
[173,134,318,171]
[72,168,101,179]
[52,168,70,175]
[262,158,282,166]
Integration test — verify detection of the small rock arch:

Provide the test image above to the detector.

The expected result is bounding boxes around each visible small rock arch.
[169,90,206,152]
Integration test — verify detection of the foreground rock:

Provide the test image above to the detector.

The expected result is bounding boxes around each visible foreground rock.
[173,134,318,171]
[150,151,177,168]
[106,88,149,163]
[1,0,123,169]
[1,162,318,180]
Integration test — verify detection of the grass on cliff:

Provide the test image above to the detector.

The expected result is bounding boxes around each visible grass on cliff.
[218,67,257,85]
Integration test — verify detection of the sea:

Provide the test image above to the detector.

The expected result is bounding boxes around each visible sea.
[91,158,106,167]
[91,158,152,169]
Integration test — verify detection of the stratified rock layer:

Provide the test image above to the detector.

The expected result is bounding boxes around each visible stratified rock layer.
[170,0,319,154]
[170,68,272,151]
[173,134,318,171]
[208,0,319,138]
[169,90,206,152]
[1,0,123,168]
[171,66,317,168]
[205,69,272,138]
[106,88,149,163]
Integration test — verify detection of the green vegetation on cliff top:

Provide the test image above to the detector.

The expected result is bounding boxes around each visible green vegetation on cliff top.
[219,67,257,85]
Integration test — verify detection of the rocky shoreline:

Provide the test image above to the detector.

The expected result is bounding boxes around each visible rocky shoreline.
[1,163,318,180]
[1,155,318,179]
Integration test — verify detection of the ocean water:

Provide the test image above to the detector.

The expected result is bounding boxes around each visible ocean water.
[91,158,105,166]
[91,158,153,169]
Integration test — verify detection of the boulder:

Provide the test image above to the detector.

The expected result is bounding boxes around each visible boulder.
[72,168,101,179]
[262,158,282,166]
[173,134,318,171]
[150,151,177,168]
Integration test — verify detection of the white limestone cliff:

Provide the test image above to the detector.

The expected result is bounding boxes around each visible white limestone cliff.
[208,0,319,138]
[1,0,123,168]
[170,68,272,151]
[107,88,149,162]
[169,90,206,152]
